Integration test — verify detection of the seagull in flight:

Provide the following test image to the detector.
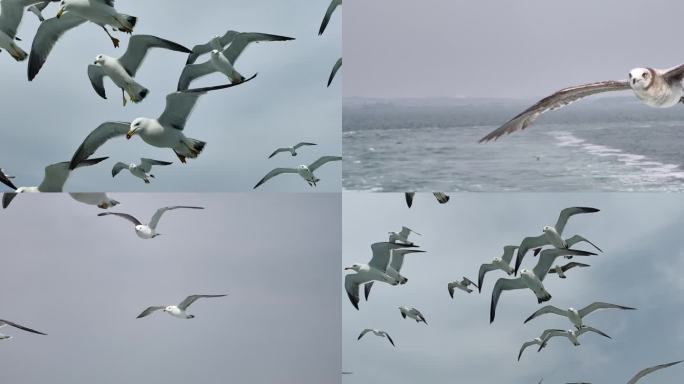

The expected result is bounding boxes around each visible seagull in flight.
[253,155,341,189]
[97,206,204,239]
[137,294,227,319]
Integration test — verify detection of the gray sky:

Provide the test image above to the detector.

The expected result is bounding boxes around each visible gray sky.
[343,193,684,383]
[344,0,684,99]
[1,0,341,192]
[0,193,340,383]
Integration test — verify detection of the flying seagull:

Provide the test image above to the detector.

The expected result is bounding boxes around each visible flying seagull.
[253,155,341,189]
[515,207,601,274]
[524,302,636,329]
[0,168,17,190]
[137,294,227,319]
[0,0,58,61]
[518,329,561,361]
[398,306,427,324]
[178,32,294,91]
[536,326,611,351]
[448,277,478,298]
[404,192,450,208]
[2,157,108,208]
[566,360,683,384]
[363,248,426,300]
[480,64,684,142]
[89,34,192,105]
[69,81,256,167]
[0,318,47,340]
[490,248,597,323]
[112,158,173,184]
[28,0,138,80]
[388,226,421,245]
[547,262,590,278]
[268,142,317,159]
[328,57,341,87]
[97,206,204,239]
[357,329,395,347]
[69,192,119,209]
[319,0,341,35]
[478,245,519,292]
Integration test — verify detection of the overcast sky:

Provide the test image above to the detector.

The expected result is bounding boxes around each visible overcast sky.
[344,0,684,99]
[343,193,684,383]
[1,0,341,192]
[0,193,340,383]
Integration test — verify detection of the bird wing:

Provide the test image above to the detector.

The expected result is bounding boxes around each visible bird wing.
[308,155,342,171]
[111,162,128,177]
[148,206,204,230]
[524,305,566,324]
[357,329,372,340]
[97,212,142,226]
[28,12,86,80]
[118,35,191,77]
[368,242,394,271]
[176,61,218,91]
[0,318,46,335]
[185,30,239,64]
[2,192,18,208]
[139,158,172,173]
[432,192,449,204]
[490,277,526,323]
[663,64,684,85]
[626,361,682,384]
[87,64,107,99]
[515,234,549,274]
[253,168,298,189]
[462,276,478,288]
[293,142,317,150]
[136,306,165,319]
[328,57,342,87]
[477,263,497,293]
[319,0,341,35]
[221,32,294,64]
[268,147,290,159]
[399,226,421,238]
[559,262,590,272]
[577,326,611,339]
[0,0,34,39]
[479,81,630,142]
[0,169,17,190]
[69,122,130,170]
[501,245,519,264]
[384,332,395,346]
[363,282,373,301]
[39,157,108,191]
[533,248,596,281]
[177,294,226,310]
[578,302,636,318]
[518,340,540,361]
[565,234,602,252]
[388,249,425,273]
[405,192,414,208]
[414,309,427,324]
[345,273,370,310]
[555,207,600,235]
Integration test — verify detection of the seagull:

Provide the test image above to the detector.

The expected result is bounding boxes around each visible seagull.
[490,248,597,323]
[27,0,52,22]
[388,226,421,245]
[515,207,602,274]
[136,294,227,319]
[536,326,611,351]
[479,64,684,142]
[567,360,682,384]
[0,319,47,339]
[328,57,341,87]
[357,329,395,347]
[2,157,108,208]
[268,142,317,159]
[0,168,17,190]
[398,306,427,324]
[363,248,426,300]
[69,81,255,167]
[478,245,519,292]
[319,0,341,35]
[518,329,560,361]
[547,262,590,279]
[112,158,173,184]
[253,155,341,189]
[524,302,636,329]
[344,242,418,310]
[404,192,450,208]
[69,192,119,209]
[28,0,138,80]
[448,277,478,298]
[97,206,204,239]
[0,0,58,61]
[88,35,192,105]
[177,32,294,91]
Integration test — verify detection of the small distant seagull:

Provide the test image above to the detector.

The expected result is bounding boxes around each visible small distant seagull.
[112,158,173,184]
[567,360,683,384]
[398,306,427,325]
[97,206,204,239]
[448,277,478,298]
[478,245,519,292]
[363,248,426,301]
[388,226,421,245]
[136,294,227,319]
[480,64,684,142]
[0,168,17,190]
[69,193,120,209]
[319,0,341,35]
[178,32,294,90]
[358,329,395,347]
[328,57,341,87]
[405,192,450,208]
[253,155,341,189]
[0,319,47,340]
[547,262,590,279]
[536,326,611,351]
[88,35,192,105]
[518,329,558,361]
[268,142,317,159]
[515,207,601,274]
[341,371,353,375]
[524,302,636,329]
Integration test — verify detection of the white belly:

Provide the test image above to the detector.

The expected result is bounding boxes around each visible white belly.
[634,85,683,108]
[140,122,185,148]
[103,61,134,88]
[297,167,315,182]
[544,230,566,248]
[135,225,155,239]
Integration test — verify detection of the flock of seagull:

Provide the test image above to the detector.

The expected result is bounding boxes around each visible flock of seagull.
[0,0,342,197]
[343,204,681,382]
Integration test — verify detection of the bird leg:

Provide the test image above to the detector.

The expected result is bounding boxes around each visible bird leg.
[127,85,137,102]
[121,88,127,106]
[102,25,120,48]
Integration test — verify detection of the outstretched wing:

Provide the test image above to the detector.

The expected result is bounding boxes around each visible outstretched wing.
[148,206,204,230]
[565,234,602,252]
[268,147,290,159]
[177,294,227,310]
[533,248,596,281]
[578,302,636,318]
[2,192,18,208]
[345,273,367,310]
[293,142,317,150]
[501,245,518,264]
[69,122,130,170]
[136,306,165,319]
[524,305,566,324]
[111,162,128,177]
[557,262,590,272]
[433,192,449,204]
[222,32,295,64]
[515,234,550,274]
[0,0,33,39]
[555,207,600,235]
[576,326,611,339]
[253,168,298,189]
[518,340,540,361]
[405,192,414,208]
[490,277,526,323]
[357,329,372,340]
[389,249,425,273]
[0,169,17,190]
[40,157,108,192]
[319,0,341,35]
[479,81,630,142]
[186,30,239,64]
[176,61,218,91]
[139,158,172,173]
[28,12,86,80]
[97,212,142,226]
[87,65,108,99]
[309,156,342,171]
[119,35,191,76]
[0,318,47,335]
[626,361,682,384]
[328,57,342,87]
[477,263,497,293]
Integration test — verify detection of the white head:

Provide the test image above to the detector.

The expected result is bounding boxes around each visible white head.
[542,225,554,234]
[297,165,308,171]
[93,54,106,65]
[344,263,361,272]
[628,68,653,90]
[163,306,174,312]
[127,118,149,139]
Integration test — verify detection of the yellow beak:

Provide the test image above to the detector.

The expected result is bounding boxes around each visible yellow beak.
[56,8,64,18]
[126,131,135,139]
